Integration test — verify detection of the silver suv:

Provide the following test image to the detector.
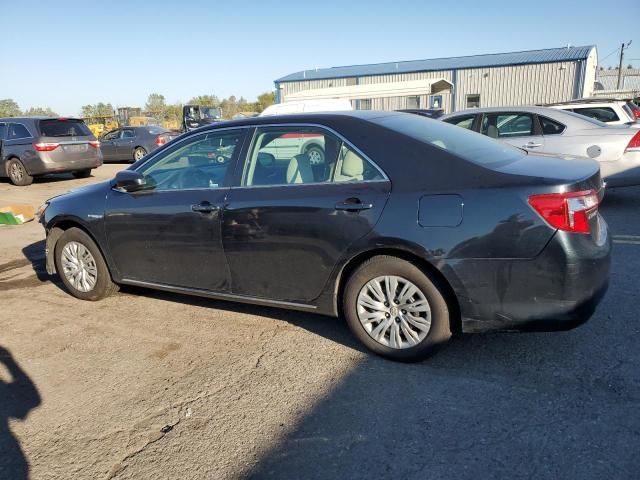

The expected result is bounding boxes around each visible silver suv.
[0,117,103,186]
[545,98,640,127]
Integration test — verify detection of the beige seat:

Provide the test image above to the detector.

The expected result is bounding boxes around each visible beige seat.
[335,150,364,182]
[486,125,499,139]
[286,154,314,184]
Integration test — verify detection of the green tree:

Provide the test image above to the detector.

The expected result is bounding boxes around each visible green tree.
[256,91,275,112]
[0,99,21,117]
[627,64,634,69]
[80,102,114,119]
[163,103,182,126]
[23,106,58,117]
[187,95,220,107]
[145,93,166,121]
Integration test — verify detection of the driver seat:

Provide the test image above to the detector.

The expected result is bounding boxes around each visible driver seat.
[287,154,314,184]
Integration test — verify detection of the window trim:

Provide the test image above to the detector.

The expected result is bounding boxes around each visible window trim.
[128,127,249,193]
[465,94,481,109]
[233,122,389,190]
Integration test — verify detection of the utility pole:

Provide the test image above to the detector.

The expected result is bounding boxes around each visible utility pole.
[617,40,633,89]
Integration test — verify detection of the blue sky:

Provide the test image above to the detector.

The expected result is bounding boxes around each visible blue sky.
[1,0,638,116]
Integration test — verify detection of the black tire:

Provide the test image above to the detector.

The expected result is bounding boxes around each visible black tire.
[305,144,325,165]
[343,255,452,361]
[72,169,92,179]
[6,158,33,186]
[54,227,119,301]
[133,147,147,162]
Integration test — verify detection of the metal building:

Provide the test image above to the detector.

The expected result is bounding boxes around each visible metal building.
[274,45,598,113]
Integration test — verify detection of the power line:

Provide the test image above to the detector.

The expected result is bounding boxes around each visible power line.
[598,46,622,65]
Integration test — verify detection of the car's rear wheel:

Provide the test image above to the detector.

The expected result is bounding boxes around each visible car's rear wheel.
[72,169,92,179]
[343,255,452,361]
[6,159,33,186]
[54,227,119,301]
[133,147,147,162]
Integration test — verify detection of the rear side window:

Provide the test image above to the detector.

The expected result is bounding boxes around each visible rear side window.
[8,123,31,140]
[539,116,566,135]
[376,114,524,167]
[0,123,7,140]
[38,119,92,137]
[444,115,475,130]
[572,107,619,123]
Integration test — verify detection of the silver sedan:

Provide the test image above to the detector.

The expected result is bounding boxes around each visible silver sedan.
[441,106,640,187]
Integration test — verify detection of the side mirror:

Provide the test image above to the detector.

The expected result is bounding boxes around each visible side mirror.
[114,170,154,193]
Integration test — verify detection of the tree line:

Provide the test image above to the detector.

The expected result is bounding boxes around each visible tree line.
[0,91,275,122]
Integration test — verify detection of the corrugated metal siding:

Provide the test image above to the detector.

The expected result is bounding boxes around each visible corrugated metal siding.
[276,46,595,82]
[454,61,577,110]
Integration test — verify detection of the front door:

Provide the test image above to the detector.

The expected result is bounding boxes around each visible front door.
[104,128,247,291]
[223,125,391,303]
[480,112,546,153]
[115,128,136,159]
[100,129,121,161]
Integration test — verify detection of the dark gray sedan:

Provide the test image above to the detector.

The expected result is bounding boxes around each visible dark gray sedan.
[100,126,178,162]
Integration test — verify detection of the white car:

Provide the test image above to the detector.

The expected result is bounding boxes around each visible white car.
[441,106,640,187]
[545,99,640,127]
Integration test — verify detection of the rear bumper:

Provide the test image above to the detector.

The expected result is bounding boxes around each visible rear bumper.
[24,153,103,176]
[452,218,612,333]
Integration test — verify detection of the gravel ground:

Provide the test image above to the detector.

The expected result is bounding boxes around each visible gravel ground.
[0,164,639,479]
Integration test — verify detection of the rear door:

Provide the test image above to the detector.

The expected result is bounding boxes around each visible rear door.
[0,122,7,165]
[222,125,391,303]
[115,128,136,158]
[480,112,545,152]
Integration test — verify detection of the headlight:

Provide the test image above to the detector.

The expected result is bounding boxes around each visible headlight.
[36,202,49,221]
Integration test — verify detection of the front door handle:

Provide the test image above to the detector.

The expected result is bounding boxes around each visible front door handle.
[523,142,543,148]
[335,199,373,212]
[191,202,219,213]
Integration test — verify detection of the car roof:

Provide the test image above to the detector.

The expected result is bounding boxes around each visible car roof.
[442,105,606,125]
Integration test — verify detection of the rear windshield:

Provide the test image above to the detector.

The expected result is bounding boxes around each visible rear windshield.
[375,114,524,167]
[38,119,92,137]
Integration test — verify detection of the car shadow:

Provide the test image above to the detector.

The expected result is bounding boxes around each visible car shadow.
[19,240,65,293]
[0,346,41,480]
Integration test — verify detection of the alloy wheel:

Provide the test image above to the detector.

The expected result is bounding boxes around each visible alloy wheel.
[9,162,24,182]
[61,241,98,292]
[356,275,432,349]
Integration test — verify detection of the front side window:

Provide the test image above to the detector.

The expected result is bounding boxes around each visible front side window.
[103,130,121,140]
[481,113,534,138]
[8,123,31,140]
[122,129,135,138]
[571,107,620,123]
[466,94,480,108]
[444,115,475,130]
[139,129,244,191]
[0,123,7,140]
[539,116,566,135]
[242,126,384,187]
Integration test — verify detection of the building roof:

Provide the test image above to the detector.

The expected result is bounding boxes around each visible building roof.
[276,45,596,83]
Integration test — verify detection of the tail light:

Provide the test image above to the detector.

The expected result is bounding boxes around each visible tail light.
[528,190,599,234]
[89,140,100,149]
[155,135,167,146]
[33,142,59,152]
[625,130,640,152]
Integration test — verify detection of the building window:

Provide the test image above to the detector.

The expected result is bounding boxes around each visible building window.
[430,95,443,109]
[358,99,372,110]
[346,77,358,86]
[466,94,480,108]
[406,96,420,109]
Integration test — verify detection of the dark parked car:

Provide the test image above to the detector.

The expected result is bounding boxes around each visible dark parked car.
[0,117,102,186]
[39,112,610,361]
[100,126,178,162]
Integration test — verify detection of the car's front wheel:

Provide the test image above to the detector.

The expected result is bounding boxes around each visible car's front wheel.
[6,158,33,186]
[54,227,119,301]
[343,255,452,361]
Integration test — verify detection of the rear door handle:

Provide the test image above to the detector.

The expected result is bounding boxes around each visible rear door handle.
[523,142,543,148]
[191,202,219,213]
[335,199,373,212]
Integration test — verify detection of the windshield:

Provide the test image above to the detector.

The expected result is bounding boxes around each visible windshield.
[38,119,92,137]
[200,107,221,119]
[375,114,525,167]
